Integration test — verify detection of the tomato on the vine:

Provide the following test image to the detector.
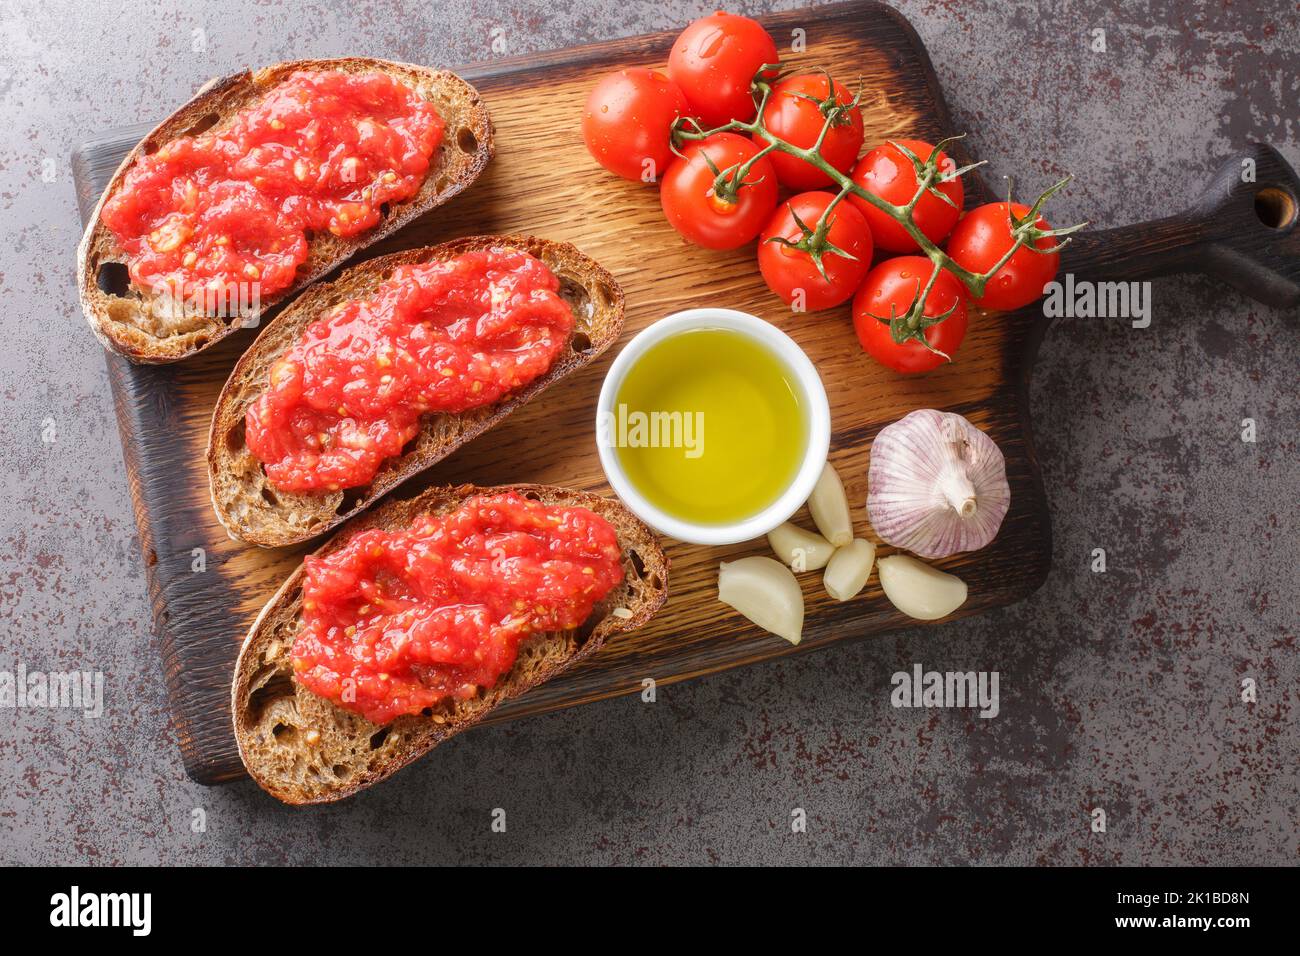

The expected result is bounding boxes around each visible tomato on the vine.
[660,132,779,249]
[945,202,1060,311]
[758,192,873,312]
[753,74,863,190]
[582,68,689,182]
[668,12,779,127]
[848,139,964,253]
[852,256,969,374]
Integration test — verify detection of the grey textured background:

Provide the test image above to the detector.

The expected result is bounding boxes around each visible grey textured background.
[1,0,1295,865]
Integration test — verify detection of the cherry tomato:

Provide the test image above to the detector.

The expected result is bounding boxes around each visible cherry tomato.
[848,139,964,253]
[945,201,1060,311]
[753,74,864,190]
[758,192,873,312]
[582,68,689,182]
[852,256,969,374]
[660,132,779,249]
[668,11,779,127]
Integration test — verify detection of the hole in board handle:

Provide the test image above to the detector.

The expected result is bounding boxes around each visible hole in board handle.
[1254,187,1297,231]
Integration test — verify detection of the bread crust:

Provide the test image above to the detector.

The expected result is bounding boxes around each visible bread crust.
[76,57,495,363]
[206,234,626,547]
[231,482,669,804]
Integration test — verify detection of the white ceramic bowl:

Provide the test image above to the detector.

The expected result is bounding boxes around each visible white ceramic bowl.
[595,308,831,546]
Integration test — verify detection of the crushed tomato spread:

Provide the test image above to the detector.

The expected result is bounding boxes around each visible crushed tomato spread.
[244,248,574,492]
[291,492,625,724]
[100,70,444,300]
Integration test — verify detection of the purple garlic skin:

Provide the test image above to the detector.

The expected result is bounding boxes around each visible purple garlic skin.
[867,409,1011,559]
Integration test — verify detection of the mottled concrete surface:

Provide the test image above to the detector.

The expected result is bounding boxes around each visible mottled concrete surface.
[0,0,1295,865]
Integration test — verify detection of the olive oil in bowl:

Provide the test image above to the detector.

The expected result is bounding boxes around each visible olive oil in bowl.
[610,327,809,526]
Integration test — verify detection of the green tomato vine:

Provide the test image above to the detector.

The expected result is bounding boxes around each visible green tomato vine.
[671,65,1088,355]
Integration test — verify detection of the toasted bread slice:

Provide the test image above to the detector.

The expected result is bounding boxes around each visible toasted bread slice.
[77,57,494,363]
[232,482,668,804]
[207,235,625,547]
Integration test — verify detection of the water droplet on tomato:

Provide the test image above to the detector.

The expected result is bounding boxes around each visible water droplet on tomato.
[698,26,726,58]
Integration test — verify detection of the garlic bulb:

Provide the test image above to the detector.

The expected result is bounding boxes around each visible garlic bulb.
[867,409,1010,559]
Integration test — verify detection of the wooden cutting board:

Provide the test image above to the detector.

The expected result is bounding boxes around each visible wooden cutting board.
[70,0,1300,784]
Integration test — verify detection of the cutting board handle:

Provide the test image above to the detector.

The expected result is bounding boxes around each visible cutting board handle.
[1064,142,1300,308]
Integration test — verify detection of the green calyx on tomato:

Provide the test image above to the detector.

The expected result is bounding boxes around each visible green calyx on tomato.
[788,69,861,127]
[667,12,779,127]
[849,137,968,252]
[661,132,778,250]
[947,177,1087,308]
[763,195,861,284]
[669,63,1087,330]
[758,191,872,312]
[871,278,962,359]
[889,136,985,210]
[754,71,865,189]
[697,140,770,206]
[854,257,969,373]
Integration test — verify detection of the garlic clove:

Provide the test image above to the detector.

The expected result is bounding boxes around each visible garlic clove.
[867,409,1010,559]
[718,556,805,645]
[823,538,876,601]
[767,522,835,572]
[876,554,967,620]
[809,462,853,547]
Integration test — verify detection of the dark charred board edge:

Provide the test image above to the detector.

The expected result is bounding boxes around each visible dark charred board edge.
[75,135,257,780]
[71,0,1057,785]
